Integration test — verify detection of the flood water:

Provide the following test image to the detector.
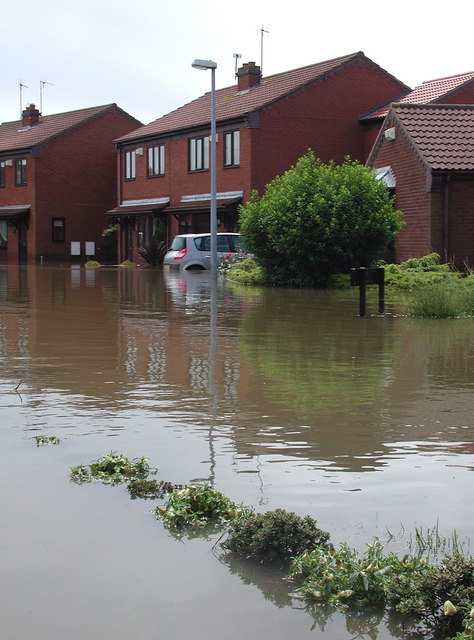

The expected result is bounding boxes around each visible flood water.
[0,264,473,640]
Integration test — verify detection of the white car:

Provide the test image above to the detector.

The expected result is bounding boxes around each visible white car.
[163,233,247,270]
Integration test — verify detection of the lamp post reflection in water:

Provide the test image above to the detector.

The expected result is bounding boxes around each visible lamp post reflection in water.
[207,275,218,483]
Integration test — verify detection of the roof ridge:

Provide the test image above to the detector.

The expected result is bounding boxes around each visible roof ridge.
[420,71,474,85]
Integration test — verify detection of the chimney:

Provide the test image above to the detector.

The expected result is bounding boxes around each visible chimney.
[22,103,41,127]
[236,61,262,91]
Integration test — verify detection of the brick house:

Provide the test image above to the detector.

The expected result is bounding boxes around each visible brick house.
[108,51,409,263]
[367,103,474,266]
[361,70,474,160]
[0,104,141,263]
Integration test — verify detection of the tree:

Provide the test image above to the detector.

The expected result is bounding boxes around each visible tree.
[239,152,403,287]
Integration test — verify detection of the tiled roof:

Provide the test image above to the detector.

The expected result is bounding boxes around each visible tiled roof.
[362,71,474,121]
[392,103,474,170]
[0,104,139,153]
[116,52,406,143]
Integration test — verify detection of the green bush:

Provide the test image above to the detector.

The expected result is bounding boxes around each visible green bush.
[239,152,402,287]
[155,483,239,528]
[221,508,330,564]
[226,258,266,285]
[407,282,474,318]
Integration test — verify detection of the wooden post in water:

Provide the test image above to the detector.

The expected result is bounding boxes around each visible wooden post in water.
[350,267,385,317]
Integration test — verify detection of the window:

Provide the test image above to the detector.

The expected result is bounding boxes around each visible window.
[52,218,65,243]
[147,145,165,176]
[15,158,27,186]
[0,220,7,249]
[0,161,5,187]
[224,130,240,167]
[125,150,136,180]
[189,136,209,171]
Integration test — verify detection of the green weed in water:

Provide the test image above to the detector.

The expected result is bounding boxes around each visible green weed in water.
[127,479,183,499]
[221,508,330,565]
[70,452,155,485]
[155,483,239,528]
[34,435,60,446]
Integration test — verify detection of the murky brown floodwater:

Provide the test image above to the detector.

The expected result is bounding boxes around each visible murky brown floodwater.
[0,264,472,640]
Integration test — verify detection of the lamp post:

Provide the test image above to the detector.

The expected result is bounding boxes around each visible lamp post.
[192,58,218,279]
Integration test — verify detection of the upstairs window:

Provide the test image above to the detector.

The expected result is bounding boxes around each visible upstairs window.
[125,150,136,180]
[52,218,65,243]
[189,136,209,171]
[224,130,240,167]
[147,145,165,176]
[15,158,27,186]
[0,161,5,187]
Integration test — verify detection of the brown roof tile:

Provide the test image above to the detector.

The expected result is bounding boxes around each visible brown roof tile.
[0,104,140,153]
[392,103,474,170]
[362,71,474,121]
[116,52,406,143]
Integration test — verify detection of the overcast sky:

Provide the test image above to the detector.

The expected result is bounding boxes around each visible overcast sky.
[2,0,473,127]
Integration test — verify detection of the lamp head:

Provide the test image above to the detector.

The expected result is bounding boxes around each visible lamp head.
[192,59,217,70]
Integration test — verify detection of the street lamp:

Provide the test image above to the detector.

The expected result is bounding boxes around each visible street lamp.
[192,58,218,279]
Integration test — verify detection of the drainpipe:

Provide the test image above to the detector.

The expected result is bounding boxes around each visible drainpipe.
[443,174,450,262]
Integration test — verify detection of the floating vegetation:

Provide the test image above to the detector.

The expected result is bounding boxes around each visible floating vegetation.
[221,508,330,565]
[70,452,155,485]
[155,483,240,528]
[127,479,183,500]
[287,538,474,640]
[34,435,60,446]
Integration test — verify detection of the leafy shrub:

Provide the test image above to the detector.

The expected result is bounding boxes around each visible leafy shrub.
[85,260,101,269]
[382,253,462,290]
[226,258,266,285]
[70,452,154,484]
[138,236,167,266]
[155,483,239,528]
[119,260,136,268]
[221,508,330,564]
[239,152,402,287]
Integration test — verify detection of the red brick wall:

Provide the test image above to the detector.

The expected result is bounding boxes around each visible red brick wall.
[447,179,474,266]
[369,127,433,262]
[121,127,252,207]
[32,109,140,261]
[0,159,36,261]
[249,61,407,194]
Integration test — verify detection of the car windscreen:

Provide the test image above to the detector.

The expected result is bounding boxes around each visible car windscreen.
[170,236,186,251]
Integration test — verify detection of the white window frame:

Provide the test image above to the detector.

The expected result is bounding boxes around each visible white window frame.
[189,136,209,171]
[147,145,165,176]
[224,130,240,167]
[125,150,136,180]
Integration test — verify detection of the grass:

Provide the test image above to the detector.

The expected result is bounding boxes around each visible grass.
[406,281,474,318]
